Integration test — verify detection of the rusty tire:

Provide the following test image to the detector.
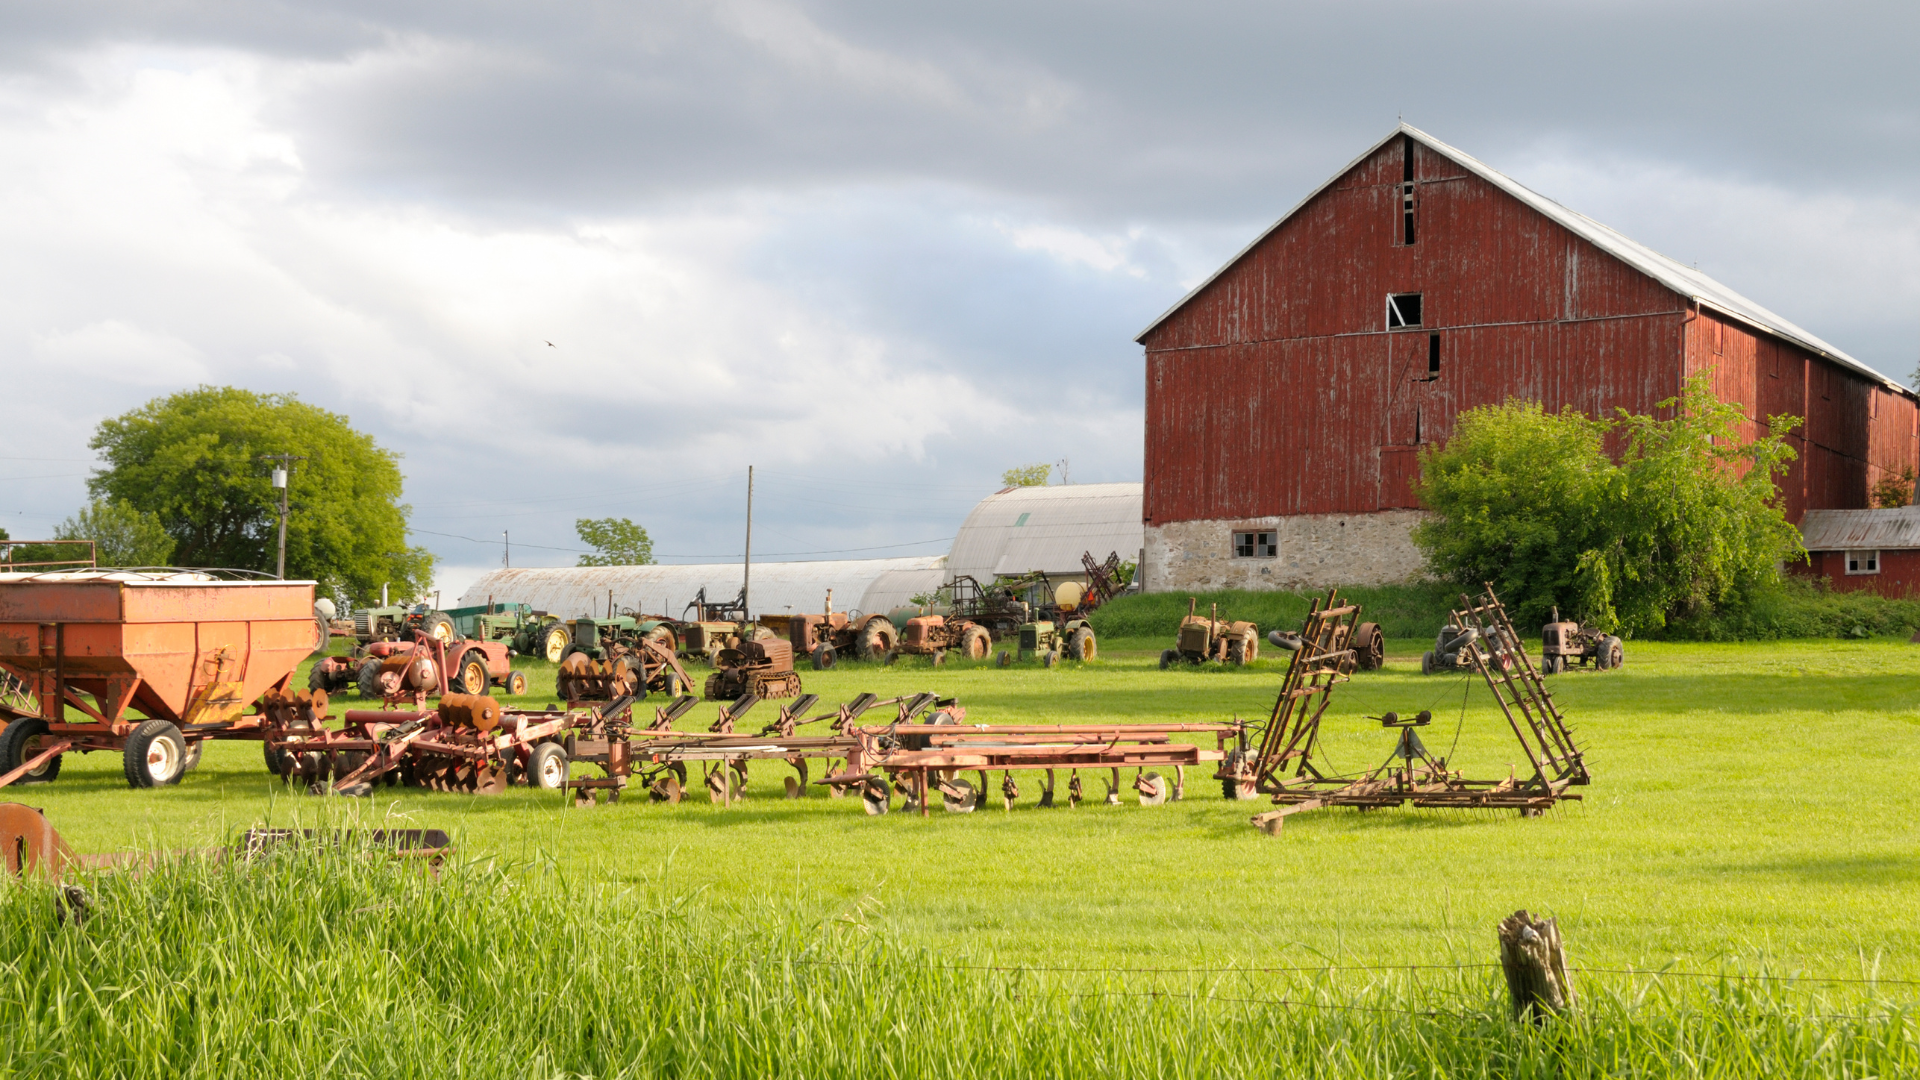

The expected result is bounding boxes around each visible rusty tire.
[812,644,837,670]
[1603,636,1624,670]
[1351,622,1384,671]
[858,620,895,660]
[959,626,991,661]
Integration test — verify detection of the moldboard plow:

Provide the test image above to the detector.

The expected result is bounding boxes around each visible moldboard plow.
[1229,586,1589,835]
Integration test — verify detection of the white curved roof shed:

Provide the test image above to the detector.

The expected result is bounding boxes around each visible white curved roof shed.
[454,556,947,621]
[945,483,1143,583]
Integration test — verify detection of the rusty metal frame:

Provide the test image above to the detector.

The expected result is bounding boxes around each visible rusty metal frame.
[1235,586,1589,835]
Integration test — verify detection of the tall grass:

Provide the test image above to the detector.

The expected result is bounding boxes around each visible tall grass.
[3,830,1914,1078]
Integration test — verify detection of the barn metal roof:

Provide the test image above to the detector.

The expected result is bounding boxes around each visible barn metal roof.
[945,483,1143,583]
[453,556,947,621]
[1137,124,1911,398]
[1798,508,1920,551]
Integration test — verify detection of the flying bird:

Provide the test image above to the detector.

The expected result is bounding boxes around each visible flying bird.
[545,341,555,347]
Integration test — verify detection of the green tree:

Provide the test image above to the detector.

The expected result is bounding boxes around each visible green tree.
[54,499,176,566]
[1413,374,1802,635]
[1001,463,1051,487]
[88,386,434,603]
[576,517,654,566]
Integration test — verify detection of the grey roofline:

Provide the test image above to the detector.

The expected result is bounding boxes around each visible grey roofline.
[1135,123,1914,400]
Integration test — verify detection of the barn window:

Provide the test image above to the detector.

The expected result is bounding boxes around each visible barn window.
[1427,333,1441,377]
[1233,531,1277,558]
[1014,513,1030,527]
[1845,550,1880,575]
[1387,293,1422,329]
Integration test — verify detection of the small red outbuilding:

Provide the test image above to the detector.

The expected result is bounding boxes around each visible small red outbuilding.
[1795,508,1920,598]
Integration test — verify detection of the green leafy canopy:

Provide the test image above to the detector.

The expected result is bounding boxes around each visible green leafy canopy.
[576,517,654,566]
[1000,464,1051,488]
[54,499,175,567]
[88,386,434,605]
[1412,373,1804,636]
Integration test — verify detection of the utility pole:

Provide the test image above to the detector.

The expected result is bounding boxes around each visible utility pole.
[743,465,754,617]
[503,530,510,568]
[257,453,308,579]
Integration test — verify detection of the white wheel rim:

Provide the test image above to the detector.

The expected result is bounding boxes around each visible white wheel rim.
[539,754,564,787]
[146,736,180,780]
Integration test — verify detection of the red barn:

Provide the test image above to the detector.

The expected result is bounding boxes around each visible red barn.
[1135,124,1918,593]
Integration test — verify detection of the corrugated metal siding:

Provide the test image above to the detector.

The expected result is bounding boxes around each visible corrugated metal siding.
[1143,135,1914,525]
[946,483,1143,582]
[1800,507,1920,550]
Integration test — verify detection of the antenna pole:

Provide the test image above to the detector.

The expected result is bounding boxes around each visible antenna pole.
[743,465,754,618]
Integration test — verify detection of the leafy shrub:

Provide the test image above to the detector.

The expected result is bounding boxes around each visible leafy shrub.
[1090,583,1459,641]
[1413,374,1802,636]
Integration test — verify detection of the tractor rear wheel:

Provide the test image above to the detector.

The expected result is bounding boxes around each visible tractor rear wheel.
[1067,628,1096,662]
[453,651,490,695]
[421,611,456,644]
[308,662,332,694]
[356,659,383,698]
[1351,622,1385,671]
[959,626,991,661]
[1226,639,1245,666]
[858,620,895,660]
[1602,636,1624,670]
[540,624,571,663]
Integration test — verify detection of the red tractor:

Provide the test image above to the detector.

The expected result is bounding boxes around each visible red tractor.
[309,631,527,702]
[788,589,899,668]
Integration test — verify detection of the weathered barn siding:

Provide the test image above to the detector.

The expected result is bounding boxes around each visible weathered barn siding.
[1794,550,1920,598]
[1143,134,1690,526]
[1138,124,1916,591]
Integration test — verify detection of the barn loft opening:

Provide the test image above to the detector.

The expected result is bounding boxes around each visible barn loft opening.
[1401,135,1417,244]
[1387,293,1422,329]
[1427,333,1441,377]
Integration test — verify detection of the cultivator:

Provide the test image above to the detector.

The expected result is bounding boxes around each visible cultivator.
[555,639,693,702]
[1229,586,1590,835]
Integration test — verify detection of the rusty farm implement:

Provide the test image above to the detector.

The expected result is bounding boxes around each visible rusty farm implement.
[1223,586,1590,835]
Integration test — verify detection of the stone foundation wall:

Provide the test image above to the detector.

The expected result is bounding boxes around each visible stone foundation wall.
[1142,511,1428,592]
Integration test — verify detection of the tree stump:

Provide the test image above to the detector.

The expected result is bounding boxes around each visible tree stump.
[1497,910,1573,1021]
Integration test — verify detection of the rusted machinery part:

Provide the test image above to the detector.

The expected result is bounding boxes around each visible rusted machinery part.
[940,776,978,813]
[861,777,890,815]
[1351,622,1385,671]
[858,619,895,660]
[1135,770,1167,807]
[437,693,502,732]
[0,802,76,877]
[958,625,991,661]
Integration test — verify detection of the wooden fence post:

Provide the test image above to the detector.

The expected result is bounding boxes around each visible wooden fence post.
[1497,909,1574,1021]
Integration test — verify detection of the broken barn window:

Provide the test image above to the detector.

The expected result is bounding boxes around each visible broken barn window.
[1233,531,1277,558]
[1845,550,1880,575]
[1386,293,1422,329]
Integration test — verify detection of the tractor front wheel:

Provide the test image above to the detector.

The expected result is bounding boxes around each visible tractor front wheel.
[541,624,571,663]
[1159,649,1176,670]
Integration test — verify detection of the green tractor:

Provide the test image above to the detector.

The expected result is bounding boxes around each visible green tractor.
[557,615,680,663]
[1006,578,1098,667]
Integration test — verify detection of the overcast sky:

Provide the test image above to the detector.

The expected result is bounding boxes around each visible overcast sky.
[3,0,1917,601]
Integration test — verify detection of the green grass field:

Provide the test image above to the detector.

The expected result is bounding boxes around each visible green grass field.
[22,635,1920,984]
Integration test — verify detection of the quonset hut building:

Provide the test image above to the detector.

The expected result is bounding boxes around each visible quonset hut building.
[1135,124,1919,592]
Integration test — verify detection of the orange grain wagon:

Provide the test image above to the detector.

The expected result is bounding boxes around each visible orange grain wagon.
[0,570,315,788]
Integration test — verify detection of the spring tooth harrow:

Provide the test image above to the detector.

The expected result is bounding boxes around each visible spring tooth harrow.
[1236,585,1590,835]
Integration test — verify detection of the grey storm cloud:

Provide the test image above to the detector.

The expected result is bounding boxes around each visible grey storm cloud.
[0,0,1916,599]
